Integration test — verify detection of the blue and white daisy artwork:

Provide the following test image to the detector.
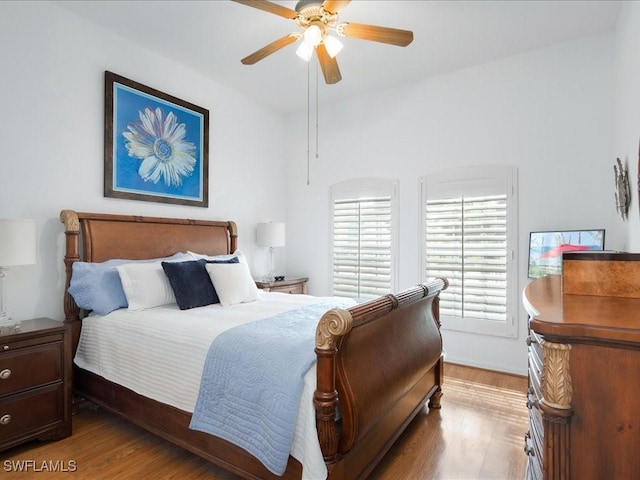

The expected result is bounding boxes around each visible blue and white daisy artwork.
[105,72,209,207]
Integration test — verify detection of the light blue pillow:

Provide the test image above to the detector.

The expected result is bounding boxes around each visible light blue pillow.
[68,253,189,316]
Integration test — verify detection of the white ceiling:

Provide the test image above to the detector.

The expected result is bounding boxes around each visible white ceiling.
[54,0,622,114]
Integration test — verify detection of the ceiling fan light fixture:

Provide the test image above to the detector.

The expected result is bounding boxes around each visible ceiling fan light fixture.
[303,24,323,46]
[296,40,314,61]
[323,34,343,58]
[234,0,414,84]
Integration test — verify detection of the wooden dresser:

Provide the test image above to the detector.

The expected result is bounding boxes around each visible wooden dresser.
[523,252,640,479]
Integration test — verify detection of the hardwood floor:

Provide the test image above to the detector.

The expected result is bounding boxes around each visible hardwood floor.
[2,363,528,479]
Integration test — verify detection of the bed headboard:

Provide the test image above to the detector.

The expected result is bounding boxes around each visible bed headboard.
[59,210,237,347]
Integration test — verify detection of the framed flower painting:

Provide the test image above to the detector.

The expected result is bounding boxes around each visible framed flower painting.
[104,71,209,207]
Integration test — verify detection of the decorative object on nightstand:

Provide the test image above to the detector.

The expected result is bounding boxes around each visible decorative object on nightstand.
[0,219,36,330]
[256,222,285,282]
[255,277,308,295]
[0,318,72,452]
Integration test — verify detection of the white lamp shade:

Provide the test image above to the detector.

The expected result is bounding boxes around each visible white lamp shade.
[0,219,36,266]
[257,222,286,248]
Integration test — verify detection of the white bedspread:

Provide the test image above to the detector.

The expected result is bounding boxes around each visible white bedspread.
[75,291,353,480]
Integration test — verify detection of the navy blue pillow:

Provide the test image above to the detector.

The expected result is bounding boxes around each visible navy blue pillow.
[162,259,215,310]
[162,257,240,310]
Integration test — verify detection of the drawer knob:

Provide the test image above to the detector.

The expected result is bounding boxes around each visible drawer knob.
[2,345,8,351]
[0,368,10,380]
[0,414,11,425]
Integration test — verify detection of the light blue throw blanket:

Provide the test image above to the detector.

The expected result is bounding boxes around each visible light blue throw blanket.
[189,302,347,475]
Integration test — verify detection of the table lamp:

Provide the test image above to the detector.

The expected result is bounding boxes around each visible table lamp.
[257,222,285,282]
[0,219,36,328]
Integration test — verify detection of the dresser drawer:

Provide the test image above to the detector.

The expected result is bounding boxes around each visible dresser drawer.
[527,454,543,480]
[527,331,543,398]
[528,357,543,401]
[0,342,63,395]
[526,407,544,480]
[270,283,305,294]
[529,404,543,461]
[0,383,64,443]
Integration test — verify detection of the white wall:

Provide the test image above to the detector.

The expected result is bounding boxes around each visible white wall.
[285,34,621,375]
[615,2,640,249]
[0,1,627,376]
[0,2,288,322]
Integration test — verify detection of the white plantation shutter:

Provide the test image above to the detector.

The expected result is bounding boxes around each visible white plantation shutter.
[422,167,517,337]
[425,194,507,320]
[331,179,397,299]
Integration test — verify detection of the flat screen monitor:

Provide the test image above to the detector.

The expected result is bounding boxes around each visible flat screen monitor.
[528,229,605,278]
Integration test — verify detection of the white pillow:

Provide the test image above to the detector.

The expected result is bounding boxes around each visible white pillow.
[205,262,258,307]
[116,262,177,311]
[188,249,248,264]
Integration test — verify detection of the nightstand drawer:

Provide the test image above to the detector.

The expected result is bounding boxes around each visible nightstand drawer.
[0,342,63,395]
[1,333,63,352]
[270,283,305,295]
[0,383,64,443]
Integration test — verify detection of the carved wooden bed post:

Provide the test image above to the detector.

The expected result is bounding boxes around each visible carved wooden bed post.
[227,221,238,254]
[314,308,353,463]
[59,209,82,351]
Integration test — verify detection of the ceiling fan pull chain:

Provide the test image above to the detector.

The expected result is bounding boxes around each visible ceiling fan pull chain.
[306,59,311,186]
[316,60,319,161]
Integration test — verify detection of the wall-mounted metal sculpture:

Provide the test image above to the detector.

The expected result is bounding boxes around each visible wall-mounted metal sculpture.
[614,157,631,220]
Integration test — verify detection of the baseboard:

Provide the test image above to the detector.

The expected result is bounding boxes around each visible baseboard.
[443,355,527,377]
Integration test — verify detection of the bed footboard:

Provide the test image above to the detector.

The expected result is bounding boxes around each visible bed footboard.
[315,279,447,480]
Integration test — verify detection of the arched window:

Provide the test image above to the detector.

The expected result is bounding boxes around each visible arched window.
[421,166,518,337]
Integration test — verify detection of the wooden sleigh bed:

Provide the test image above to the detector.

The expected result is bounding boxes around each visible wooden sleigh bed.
[59,209,446,480]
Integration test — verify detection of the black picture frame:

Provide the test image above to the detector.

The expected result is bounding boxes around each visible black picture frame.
[104,71,209,207]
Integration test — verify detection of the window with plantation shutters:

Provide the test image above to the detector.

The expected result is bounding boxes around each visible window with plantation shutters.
[331,178,398,299]
[421,166,518,337]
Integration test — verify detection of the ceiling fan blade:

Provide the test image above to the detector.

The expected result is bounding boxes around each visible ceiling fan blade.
[241,34,299,65]
[322,0,351,14]
[232,0,298,20]
[338,22,414,46]
[316,43,342,84]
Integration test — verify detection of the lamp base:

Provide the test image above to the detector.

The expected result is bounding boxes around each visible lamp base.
[0,312,20,331]
[0,267,21,331]
[262,247,277,283]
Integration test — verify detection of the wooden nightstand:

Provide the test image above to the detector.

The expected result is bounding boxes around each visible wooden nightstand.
[256,277,309,295]
[0,318,72,452]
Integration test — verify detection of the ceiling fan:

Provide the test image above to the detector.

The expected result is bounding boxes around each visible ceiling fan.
[232,0,414,85]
